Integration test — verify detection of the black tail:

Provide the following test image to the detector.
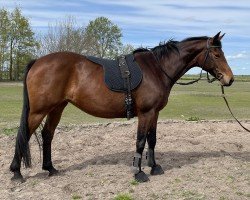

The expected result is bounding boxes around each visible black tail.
[16,59,36,168]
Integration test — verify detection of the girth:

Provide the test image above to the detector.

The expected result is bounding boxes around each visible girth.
[118,55,134,119]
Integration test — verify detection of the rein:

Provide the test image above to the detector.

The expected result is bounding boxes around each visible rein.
[153,38,250,132]
[221,86,250,132]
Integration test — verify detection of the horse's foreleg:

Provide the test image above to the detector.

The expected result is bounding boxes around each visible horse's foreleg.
[42,102,67,176]
[132,110,156,182]
[146,113,164,175]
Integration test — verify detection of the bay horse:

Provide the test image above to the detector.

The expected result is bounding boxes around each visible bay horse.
[10,32,234,182]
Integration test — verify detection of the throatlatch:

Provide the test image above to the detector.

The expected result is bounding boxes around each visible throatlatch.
[118,55,134,119]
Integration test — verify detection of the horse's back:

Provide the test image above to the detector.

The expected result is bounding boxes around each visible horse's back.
[26,52,126,118]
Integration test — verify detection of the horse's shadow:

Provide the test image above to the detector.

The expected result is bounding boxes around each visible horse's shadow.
[63,150,249,172]
[30,150,249,180]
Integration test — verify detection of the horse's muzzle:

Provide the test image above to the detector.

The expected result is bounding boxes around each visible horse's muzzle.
[222,76,234,87]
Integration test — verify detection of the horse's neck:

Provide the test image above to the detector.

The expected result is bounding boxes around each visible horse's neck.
[161,40,206,83]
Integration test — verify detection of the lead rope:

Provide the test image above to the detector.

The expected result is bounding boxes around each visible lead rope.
[176,69,203,85]
[221,85,250,132]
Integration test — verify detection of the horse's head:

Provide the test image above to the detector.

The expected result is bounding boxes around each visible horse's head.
[198,32,234,86]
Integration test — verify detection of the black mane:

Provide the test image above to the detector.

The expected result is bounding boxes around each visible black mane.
[182,36,208,42]
[133,47,150,54]
[133,36,221,60]
[151,40,179,59]
[133,39,179,60]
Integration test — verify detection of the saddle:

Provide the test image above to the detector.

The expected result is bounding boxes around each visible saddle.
[86,54,143,119]
[86,54,142,92]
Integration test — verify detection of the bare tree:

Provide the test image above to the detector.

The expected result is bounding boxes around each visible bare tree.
[39,16,131,60]
[39,16,86,56]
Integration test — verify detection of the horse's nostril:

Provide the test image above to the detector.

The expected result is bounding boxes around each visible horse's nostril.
[229,78,234,86]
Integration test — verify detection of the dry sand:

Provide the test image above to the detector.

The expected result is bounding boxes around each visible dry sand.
[0,120,249,200]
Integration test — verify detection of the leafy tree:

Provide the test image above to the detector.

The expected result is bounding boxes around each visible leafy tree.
[9,8,39,80]
[84,17,122,59]
[0,7,38,80]
[0,8,9,80]
[120,44,134,55]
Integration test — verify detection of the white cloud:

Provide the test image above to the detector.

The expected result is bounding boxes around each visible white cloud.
[1,0,250,38]
[226,51,248,60]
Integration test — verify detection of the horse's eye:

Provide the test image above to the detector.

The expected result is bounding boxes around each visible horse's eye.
[214,54,220,59]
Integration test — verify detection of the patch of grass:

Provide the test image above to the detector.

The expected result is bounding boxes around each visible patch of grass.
[31,180,38,187]
[227,175,235,183]
[186,116,201,121]
[72,194,82,200]
[130,179,139,186]
[219,197,228,200]
[128,188,134,193]
[174,178,181,183]
[236,191,244,196]
[3,127,18,135]
[235,191,250,198]
[181,190,206,200]
[1,81,250,131]
[86,172,94,177]
[160,81,250,120]
[149,193,160,199]
[113,193,133,200]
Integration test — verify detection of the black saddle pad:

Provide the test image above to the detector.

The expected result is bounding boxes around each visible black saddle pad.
[86,54,143,92]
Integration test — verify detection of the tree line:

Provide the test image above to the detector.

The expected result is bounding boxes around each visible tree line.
[0,7,134,81]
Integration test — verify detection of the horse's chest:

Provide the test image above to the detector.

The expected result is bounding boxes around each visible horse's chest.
[156,90,169,111]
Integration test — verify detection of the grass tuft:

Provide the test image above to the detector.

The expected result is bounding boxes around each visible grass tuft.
[113,193,133,200]
[186,116,200,121]
[72,194,82,200]
[3,127,18,135]
[130,179,139,186]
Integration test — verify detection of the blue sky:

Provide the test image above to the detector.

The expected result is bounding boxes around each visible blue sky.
[1,0,250,74]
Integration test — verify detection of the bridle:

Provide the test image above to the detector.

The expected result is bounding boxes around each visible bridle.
[152,38,222,85]
[204,38,224,83]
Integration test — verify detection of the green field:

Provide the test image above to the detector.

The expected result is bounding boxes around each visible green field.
[0,79,250,134]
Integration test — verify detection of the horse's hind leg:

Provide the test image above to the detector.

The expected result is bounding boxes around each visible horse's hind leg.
[10,112,46,182]
[41,102,67,176]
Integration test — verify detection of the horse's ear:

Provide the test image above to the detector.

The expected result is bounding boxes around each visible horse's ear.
[212,31,221,42]
[219,33,225,41]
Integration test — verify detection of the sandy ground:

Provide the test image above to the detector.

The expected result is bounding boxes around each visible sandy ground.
[0,120,249,200]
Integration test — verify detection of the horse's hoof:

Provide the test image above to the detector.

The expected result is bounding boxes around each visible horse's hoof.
[48,167,59,177]
[150,164,164,175]
[11,173,25,183]
[134,171,149,182]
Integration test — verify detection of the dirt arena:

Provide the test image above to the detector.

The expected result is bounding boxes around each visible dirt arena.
[0,120,249,200]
